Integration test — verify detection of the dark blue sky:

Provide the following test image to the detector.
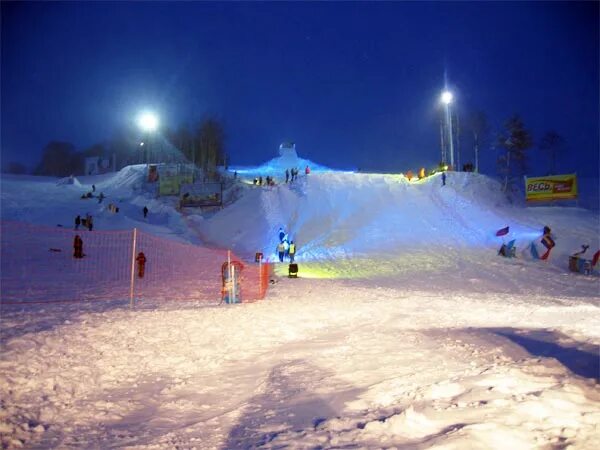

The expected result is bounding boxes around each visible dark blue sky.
[2,1,598,175]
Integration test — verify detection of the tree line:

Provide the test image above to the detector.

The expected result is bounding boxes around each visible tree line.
[453,110,566,193]
[3,117,227,178]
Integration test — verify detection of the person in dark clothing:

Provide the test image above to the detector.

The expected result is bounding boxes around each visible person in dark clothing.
[136,252,147,278]
[289,241,296,263]
[278,227,285,243]
[98,192,105,203]
[92,184,96,192]
[73,235,83,258]
[442,172,446,186]
[75,215,81,230]
[87,215,93,231]
[285,169,289,183]
[259,176,263,185]
[143,206,149,218]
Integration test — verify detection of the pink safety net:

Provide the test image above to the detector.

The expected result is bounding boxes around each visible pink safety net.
[1,221,270,306]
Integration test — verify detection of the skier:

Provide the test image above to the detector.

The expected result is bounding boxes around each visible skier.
[289,241,296,263]
[277,241,285,262]
[143,206,149,218]
[442,172,446,186]
[73,235,83,258]
[74,215,81,230]
[136,252,147,278]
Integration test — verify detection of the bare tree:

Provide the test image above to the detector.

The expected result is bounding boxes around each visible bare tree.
[539,131,565,175]
[468,111,489,173]
[34,141,82,176]
[196,118,225,178]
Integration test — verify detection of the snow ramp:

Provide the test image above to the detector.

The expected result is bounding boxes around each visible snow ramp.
[197,172,524,260]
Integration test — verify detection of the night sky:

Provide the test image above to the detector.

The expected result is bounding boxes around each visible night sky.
[1,1,598,175]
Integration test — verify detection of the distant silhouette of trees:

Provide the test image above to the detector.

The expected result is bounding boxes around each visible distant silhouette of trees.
[497,115,533,192]
[34,141,82,176]
[164,117,226,176]
[3,162,28,175]
[538,131,565,175]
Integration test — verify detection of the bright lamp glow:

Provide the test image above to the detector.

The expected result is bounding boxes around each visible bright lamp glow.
[137,112,159,132]
[441,91,453,105]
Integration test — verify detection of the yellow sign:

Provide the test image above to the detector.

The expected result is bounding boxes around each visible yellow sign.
[525,174,578,202]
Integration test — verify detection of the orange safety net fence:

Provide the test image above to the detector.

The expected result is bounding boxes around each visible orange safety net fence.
[1,221,271,305]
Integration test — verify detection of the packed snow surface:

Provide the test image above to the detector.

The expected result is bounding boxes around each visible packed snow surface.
[1,160,599,449]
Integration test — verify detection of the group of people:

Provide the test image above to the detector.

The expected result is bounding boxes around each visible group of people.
[74,213,93,231]
[80,189,105,203]
[253,176,276,186]
[252,166,311,187]
[276,227,297,263]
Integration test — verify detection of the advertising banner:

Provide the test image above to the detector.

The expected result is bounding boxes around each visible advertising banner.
[525,174,578,202]
[158,165,194,196]
[180,182,223,207]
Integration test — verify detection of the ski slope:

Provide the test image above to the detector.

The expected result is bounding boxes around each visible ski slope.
[1,161,599,449]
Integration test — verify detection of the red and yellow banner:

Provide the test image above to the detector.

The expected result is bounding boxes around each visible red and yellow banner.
[525,174,578,202]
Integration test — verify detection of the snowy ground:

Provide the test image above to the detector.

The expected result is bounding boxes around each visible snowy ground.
[1,160,599,449]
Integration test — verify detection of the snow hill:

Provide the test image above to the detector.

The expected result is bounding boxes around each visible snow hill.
[1,159,599,449]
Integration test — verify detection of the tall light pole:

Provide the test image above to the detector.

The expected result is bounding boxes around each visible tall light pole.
[441,90,454,169]
[137,111,159,166]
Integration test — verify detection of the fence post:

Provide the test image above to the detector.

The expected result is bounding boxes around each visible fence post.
[129,228,137,309]
[259,256,263,298]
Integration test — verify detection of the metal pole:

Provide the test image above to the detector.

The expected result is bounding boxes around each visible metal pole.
[129,228,138,309]
[446,103,454,169]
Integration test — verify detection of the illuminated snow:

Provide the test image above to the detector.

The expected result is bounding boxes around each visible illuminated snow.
[1,159,598,449]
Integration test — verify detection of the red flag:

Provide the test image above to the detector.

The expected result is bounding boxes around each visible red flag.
[495,226,509,237]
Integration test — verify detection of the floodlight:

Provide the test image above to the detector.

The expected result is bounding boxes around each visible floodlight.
[137,112,159,132]
[441,91,453,105]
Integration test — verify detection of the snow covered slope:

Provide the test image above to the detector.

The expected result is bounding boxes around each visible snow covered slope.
[1,163,599,449]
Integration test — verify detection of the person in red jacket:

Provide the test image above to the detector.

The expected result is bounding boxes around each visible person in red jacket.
[73,235,83,258]
[136,252,147,278]
[305,166,310,175]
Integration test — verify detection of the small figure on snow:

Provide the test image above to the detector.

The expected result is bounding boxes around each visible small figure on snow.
[73,235,83,258]
[441,172,446,186]
[289,241,296,263]
[285,169,289,183]
[98,192,105,203]
[136,251,147,278]
[305,165,311,175]
[75,215,81,230]
[143,206,149,219]
[278,227,285,243]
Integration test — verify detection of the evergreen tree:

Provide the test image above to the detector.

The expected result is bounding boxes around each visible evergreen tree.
[497,115,532,192]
